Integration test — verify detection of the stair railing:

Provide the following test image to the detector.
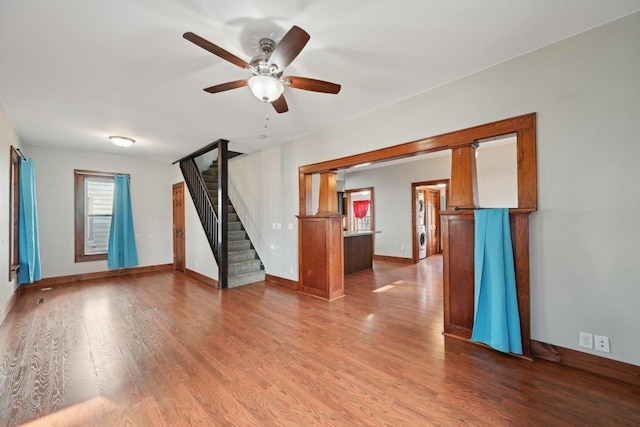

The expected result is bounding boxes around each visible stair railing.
[175,139,229,288]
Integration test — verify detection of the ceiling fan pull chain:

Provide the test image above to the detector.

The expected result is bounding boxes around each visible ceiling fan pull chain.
[264,102,270,128]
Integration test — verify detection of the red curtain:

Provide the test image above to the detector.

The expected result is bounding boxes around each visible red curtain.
[353,200,370,219]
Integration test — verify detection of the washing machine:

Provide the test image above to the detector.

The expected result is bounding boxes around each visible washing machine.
[416,191,425,226]
[418,225,427,259]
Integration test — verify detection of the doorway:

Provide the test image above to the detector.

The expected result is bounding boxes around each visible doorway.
[172,182,185,272]
[412,180,448,263]
[343,187,374,233]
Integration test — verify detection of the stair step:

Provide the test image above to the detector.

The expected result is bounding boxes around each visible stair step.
[229,230,246,241]
[229,259,262,275]
[211,201,235,213]
[228,270,266,288]
[228,249,257,263]
[228,239,251,251]
[194,164,264,289]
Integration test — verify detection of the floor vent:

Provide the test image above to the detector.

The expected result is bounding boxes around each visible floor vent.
[37,298,45,304]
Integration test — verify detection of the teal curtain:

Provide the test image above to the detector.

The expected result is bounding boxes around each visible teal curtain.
[18,158,42,284]
[107,174,138,269]
[470,209,522,354]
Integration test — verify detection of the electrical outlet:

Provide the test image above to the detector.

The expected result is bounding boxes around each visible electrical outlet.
[594,335,610,353]
[579,332,593,349]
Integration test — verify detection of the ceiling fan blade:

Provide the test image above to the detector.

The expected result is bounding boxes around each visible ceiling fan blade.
[271,95,289,114]
[183,32,249,70]
[284,76,341,94]
[269,26,310,72]
[203,80,247,94]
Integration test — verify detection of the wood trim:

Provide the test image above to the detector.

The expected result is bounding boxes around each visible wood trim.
[317,171,339,214]
[298,113,536,215]
[299,113,535,175]
[265,274,298,289]
[75,253,108,262]
[532,340,640,386]
[449,144,478,208]
[345,187,375,253]
[74,170,113,263]
[444,334,533,361]
[9,146,20,281]
[24,264,174,288]
[299,172,313,216]
[517,120,537,209]
[372,254,413,264]
[75,169,115,177]
[411,179,450,263]
[184,268,219,288]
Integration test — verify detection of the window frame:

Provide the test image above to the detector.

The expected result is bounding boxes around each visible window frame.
[9,146,21,280]
[74,169,117,262]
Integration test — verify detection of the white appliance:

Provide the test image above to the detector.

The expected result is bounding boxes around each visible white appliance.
[418,225,427,259]
[416,190,425,226]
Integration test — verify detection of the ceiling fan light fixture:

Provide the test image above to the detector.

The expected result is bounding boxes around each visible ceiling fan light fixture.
[109,136,135,148]
[248,75,284,102]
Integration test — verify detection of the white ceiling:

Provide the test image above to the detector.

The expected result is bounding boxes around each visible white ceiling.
[1,1,639,163]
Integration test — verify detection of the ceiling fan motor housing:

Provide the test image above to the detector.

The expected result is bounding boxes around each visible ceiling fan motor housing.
[251,38,278,75]
[183,26,340,114]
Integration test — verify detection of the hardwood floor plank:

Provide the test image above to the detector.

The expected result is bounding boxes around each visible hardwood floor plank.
[1,257,639,426]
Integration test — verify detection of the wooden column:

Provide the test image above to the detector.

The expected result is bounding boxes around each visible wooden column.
[441,209,532,358]
[449,143,478,208]
[317,171,338,215]
[298,215,344,300]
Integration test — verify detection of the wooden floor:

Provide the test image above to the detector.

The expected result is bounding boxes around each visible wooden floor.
[1,257,638,426]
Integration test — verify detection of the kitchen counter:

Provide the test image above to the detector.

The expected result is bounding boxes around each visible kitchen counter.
[343,230,380,274]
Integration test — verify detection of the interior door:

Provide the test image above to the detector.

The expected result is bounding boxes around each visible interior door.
[173,182,185,272]
[427,188,441,256]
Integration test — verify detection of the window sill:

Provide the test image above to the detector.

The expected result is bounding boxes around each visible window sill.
[75,253,108,263]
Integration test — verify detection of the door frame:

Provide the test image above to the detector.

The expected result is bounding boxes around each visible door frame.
[426,187,441,257]
[172,182,185,272]
[411,179,449,263]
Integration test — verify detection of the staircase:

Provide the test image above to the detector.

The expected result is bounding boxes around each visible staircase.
[201,161,265,288]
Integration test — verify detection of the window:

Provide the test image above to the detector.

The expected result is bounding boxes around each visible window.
[9,146,20,279]
[74,170,115,262]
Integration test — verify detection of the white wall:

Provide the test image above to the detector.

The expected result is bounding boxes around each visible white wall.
[172,165,218,280]
[0,103,20,313]
[346,154,451,258]
[222,13,640,365]
[476,140,518,208]
[23,145,174,278]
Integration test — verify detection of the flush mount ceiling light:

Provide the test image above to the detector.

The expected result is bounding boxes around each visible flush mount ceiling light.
[109,136,135,148]
[247,75,284,102]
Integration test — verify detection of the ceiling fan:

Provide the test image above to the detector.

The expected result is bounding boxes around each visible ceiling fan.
[183,26,341,113]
